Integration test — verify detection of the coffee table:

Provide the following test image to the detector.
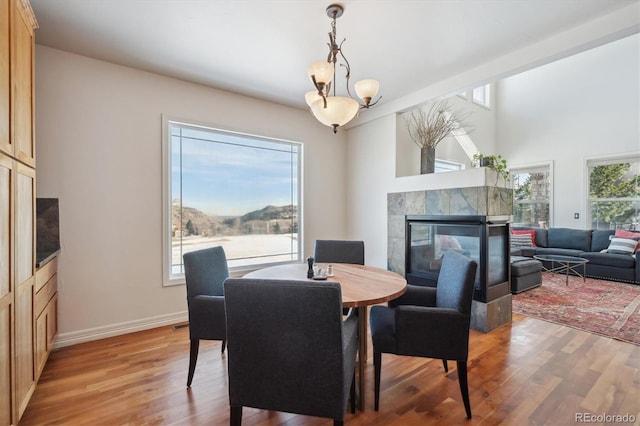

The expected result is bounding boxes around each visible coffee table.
[533,254,589,285]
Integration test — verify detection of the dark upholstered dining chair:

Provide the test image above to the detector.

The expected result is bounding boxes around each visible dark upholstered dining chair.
[314,240,365,265]
[183,246,229,387]
[369,250,478,419]
[315,240,365,316]
[224,278,358,426]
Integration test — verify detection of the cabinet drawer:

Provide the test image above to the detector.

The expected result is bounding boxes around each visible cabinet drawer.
[35,257,57,293]
[34,274,56,317]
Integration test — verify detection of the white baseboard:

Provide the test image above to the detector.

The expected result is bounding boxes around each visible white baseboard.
[53,311,189,349]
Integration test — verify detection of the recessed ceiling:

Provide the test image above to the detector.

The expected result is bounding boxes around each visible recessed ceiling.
[30,0,638,110]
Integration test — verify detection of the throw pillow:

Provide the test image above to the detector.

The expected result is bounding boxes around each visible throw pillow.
[607,237,638,255]
[437,235,462,250]
[511,234,533,247]
[614,229,640,253]
[512,229,536,247]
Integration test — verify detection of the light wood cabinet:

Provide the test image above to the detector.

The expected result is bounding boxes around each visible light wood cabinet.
[0,0,10,157]
[34,258,57,379]
[10,0,36,168]
[0,152,14,426]
[14,275,33,419]
[35,293,57,378]
[0,301,13,426]
[14,162,35,420]
[0,1,40,424]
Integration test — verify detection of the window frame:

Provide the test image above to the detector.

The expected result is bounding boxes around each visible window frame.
[161,115,304,287]
[472,84,491,109]
[586,153,639,231]
[434,158,465,173]
[510,161,553,228]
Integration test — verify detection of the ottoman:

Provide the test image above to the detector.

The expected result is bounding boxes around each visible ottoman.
[511,256,542,294]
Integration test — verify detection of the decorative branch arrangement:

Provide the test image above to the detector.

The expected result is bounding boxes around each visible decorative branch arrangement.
[403,100,471,149]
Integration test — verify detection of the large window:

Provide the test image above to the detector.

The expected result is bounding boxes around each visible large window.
[511,164,552,228]
[163,118,302,285]
[588,156,639,230]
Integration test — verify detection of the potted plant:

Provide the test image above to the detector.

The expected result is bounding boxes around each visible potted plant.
[472,153,510,183]
[403,100,471,174]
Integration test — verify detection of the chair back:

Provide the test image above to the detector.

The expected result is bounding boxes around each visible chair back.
[183,246,229,298]
[314,240,365,264]
[435,251,478,314]
[224,278,349,420]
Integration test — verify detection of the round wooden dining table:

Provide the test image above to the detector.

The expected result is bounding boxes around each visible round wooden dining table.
[244,262,407,410]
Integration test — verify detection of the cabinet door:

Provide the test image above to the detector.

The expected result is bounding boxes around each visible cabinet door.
[34,272,57,380]
[0,300,13,426]
[47,294,57,350]
[0,153,14,426]
[15,163,33,288]
[35,307,46,378]
[11,0,36,167]
[0,0,10,156]
[35,293,57,379]
[14,162,34,418]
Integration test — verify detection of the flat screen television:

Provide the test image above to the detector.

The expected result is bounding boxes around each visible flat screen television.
[36,198,60,267]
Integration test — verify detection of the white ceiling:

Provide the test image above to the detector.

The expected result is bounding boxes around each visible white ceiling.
[30,0,639,111]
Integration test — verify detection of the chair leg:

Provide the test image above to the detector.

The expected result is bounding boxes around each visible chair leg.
[456,360,472,419]
[221,339,226,353]
[373,351,382,411]
[230,406,242,426]
[442,359,448,372]
[187,339,199,387]
[350,372,356,413]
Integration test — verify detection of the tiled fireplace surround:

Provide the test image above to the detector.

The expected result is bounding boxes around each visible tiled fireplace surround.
[388,184,514,332]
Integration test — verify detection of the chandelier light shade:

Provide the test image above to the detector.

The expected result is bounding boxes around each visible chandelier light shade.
[307,61,334,88]
[305,91,323,108]
[354,79,380,105]
[306,3,381,133]
[310,96,360,128]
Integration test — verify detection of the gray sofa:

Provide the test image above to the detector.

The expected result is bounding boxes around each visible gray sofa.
[510,227,640,284]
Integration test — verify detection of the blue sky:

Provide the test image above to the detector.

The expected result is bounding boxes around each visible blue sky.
[171,127,299,216]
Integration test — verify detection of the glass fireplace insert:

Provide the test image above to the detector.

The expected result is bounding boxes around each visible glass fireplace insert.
[405,215,511,303]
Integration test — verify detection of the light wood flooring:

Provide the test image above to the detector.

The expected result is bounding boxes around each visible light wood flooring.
[20,313,640,425]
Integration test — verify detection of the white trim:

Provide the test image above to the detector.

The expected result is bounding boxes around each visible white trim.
[585,151,640,166]
[53,311,189,349]
[161,114,173,286]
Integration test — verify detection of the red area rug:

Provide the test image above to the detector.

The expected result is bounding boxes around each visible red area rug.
[512,272,640,345]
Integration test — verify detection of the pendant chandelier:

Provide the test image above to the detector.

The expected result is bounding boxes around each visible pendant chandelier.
[305,4,381,133]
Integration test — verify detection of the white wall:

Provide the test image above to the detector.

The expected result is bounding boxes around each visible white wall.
[346,115,397,267]
[496,33,640,228]
[347,35,639,269]
[35,46,349,346]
